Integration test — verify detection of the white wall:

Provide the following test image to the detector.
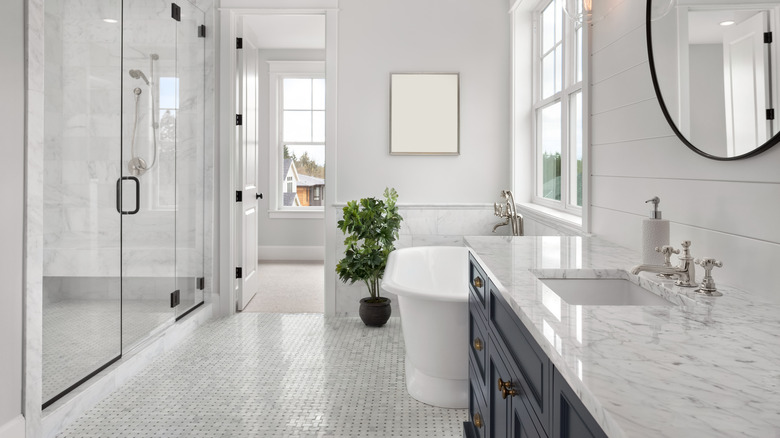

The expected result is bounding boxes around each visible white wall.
[336,0,511,204]
[328,0,511,314]
[0,0,25,436]
[590,0,780,301]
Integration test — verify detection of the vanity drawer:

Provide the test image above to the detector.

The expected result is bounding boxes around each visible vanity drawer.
[468,253,488,311]
[468,361,489,438]
[489,286,551,435]
[469,303,488,398]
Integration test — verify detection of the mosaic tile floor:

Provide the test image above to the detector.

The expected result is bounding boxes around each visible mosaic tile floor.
[57,314,467,437]
[43,299,174,402]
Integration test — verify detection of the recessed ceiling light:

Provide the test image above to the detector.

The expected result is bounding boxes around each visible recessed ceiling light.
[719,20,735,26]
[103,18,118,23]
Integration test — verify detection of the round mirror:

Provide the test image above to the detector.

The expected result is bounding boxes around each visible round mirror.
[647,0,780,160]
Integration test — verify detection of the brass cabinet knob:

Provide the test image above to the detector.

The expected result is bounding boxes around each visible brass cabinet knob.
[473,412,483,428]
[473,276,483,289]
[473,337,483,351]
[498,378,518,399]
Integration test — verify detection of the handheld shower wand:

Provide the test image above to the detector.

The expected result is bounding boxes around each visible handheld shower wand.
[127,54,159,176]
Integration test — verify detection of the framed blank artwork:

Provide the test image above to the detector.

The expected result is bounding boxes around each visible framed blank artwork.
[390,73,459,155]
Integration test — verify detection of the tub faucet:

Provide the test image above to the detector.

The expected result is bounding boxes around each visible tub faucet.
[630,240,697,287]
[493,190,524,236]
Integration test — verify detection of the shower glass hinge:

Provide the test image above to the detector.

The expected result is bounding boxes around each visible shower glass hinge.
[236,267,243,279]
[198,25,206,38]
[196,277,205,290]
[236,37,243,49]
[171,3,181,21]
[170,290,181,308]
[236,114,242,125]
[236,191,243,202]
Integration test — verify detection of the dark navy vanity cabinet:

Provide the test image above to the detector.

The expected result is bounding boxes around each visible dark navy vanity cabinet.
[464,254,607,438]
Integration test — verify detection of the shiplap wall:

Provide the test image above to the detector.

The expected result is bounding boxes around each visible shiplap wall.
[590,0,780,300]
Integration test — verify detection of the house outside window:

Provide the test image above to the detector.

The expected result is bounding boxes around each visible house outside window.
[534,0,583,212]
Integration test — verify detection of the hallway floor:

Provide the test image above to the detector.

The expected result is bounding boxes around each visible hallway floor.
[57,313,467,437]
[242,262,325,313]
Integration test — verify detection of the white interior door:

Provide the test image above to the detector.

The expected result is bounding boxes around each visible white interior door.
[236,37,260,311]
[722,11,771,156]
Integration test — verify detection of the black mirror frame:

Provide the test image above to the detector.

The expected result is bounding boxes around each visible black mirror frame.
[646,0,780,160]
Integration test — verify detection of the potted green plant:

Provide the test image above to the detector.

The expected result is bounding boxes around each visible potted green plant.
[336,187,403,327]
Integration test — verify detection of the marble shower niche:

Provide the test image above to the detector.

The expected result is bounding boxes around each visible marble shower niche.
[42,0,206,407]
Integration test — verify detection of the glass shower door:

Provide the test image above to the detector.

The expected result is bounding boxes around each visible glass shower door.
[175,0,206,318]
[121,0,178,349]
[42,0,123,407]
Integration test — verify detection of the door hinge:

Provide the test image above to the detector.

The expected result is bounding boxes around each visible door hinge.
[236,190,243,202]
[236,267,243,279]
[236,114,243,125]
[170,290,181,308]
[198,25,206,38]
[171,3,181,21]
[765,32,773,44]
[236,37,243,49]
[196,277,205,290]
[768,108,776,120]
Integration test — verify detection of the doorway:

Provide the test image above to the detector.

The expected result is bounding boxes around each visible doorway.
[222,8,335,315]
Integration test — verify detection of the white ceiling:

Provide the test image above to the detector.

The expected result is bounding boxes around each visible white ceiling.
[242,15,325,50]
[688,9,765,45]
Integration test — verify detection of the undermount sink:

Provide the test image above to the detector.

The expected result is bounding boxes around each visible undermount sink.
[539,278,673,306]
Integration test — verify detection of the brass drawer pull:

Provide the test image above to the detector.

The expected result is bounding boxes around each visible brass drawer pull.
[473,337,483,351]
[498,378,519,399]
[473,412,483,428]
[473,276,483,289]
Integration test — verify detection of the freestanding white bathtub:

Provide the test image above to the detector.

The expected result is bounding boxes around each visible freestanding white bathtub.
[381,246,469,408]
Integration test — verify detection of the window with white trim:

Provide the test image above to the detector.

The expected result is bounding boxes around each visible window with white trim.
[534,0,583,212]
[277,75,325,210]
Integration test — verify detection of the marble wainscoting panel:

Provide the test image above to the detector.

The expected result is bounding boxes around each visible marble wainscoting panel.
[334,205,497,315]
[41,303,213,438]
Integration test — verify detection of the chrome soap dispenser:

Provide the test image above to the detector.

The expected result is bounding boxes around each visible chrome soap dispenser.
[642,197,670,265]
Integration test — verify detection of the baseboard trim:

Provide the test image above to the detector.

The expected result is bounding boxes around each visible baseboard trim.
[0,415,25,438]
[258,245,324,261]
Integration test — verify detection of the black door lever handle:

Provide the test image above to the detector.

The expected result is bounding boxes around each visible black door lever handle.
[256,193,263,200]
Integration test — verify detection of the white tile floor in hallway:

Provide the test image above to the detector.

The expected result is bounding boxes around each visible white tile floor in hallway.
[57,314,467,437]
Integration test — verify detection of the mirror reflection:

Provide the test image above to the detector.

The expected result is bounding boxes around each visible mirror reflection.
[650,1,780,158]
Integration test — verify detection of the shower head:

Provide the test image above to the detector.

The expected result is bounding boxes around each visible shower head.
[129,69,150,85]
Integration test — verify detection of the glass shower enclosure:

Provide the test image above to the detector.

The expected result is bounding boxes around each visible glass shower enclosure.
[42,0,206,408]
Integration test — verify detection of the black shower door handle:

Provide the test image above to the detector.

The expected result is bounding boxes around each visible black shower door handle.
[116,176,140,215]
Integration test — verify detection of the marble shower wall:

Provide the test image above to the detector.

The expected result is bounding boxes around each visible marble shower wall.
[43,0,123,279]
[334,205,575,315]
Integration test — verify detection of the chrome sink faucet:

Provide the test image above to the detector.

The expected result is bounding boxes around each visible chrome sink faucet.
[630,240,697,287]
[493,190,524,236]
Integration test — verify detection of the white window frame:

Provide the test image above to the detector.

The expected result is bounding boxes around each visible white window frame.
[531,0,587,219]
[267,61,325,219]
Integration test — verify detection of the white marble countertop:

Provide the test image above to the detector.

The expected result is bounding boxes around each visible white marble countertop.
[464,235,780,438]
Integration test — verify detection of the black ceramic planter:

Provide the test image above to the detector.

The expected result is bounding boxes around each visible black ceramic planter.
[358,297,391,327]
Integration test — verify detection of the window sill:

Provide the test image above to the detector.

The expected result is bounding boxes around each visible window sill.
[268,209,324,219]
[516,203,584,235]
